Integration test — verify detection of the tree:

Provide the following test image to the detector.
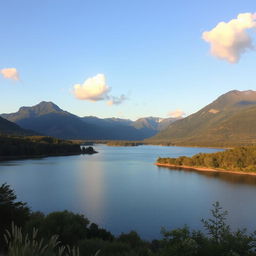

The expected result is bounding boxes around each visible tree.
[39,211,90,246]
[201,201,229,243]
[161,226,198,256]
[0,183,30,250]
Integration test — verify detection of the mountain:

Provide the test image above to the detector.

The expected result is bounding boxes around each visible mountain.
[132,117,179,131]
[0,116,32,135]
[1,101,67,122]
[1,102,91,139]
[2,102,113,140]
[131,117,180,137]
[1,102,178,140]
[81,116,133,128]
[148,90,256,146]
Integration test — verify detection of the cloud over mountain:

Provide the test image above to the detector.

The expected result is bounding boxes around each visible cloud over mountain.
[73,73,127,106]
[202,13,256,63]
[168,109,185,118]
[73,74,110,101]
[0,68,20,80]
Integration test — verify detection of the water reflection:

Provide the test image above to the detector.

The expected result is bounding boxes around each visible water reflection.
[75,158,107,223]
[157,166,256,186]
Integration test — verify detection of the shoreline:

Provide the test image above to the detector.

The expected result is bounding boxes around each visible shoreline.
[0,152,82,162]
[155,163,256,176]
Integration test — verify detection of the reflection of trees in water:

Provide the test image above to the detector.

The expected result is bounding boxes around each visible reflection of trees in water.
[199,170,256,186]
[158,166,256,186]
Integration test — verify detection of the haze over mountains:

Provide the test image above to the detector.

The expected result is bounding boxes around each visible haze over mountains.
[149,90,256,146]
[1,102,179,140]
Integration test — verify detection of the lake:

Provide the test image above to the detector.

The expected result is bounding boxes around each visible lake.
[1,144,256,240]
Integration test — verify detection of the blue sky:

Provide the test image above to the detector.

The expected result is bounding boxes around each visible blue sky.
[0,0,256,120]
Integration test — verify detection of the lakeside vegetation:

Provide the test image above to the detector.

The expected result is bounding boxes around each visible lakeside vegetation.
[0,135,83,160]
[157,146,256,173]
[2,183,256,256]
[79,140,177,147]
[76,140,145,147]
[106,141,145,146]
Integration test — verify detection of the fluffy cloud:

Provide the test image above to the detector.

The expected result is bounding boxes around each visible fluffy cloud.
[202,13,256,63]
[73,74,127,106]
[0,68,20,80]
[73,74,110,101]
[107,94,127,106]
[168,109,185,118]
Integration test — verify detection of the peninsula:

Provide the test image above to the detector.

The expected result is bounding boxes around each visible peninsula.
[156,145,256,176]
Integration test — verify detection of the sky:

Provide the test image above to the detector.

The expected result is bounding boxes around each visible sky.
[0,0,256,120]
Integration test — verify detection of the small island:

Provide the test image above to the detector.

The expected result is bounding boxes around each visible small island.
[81,146,98,154]
[156,145,256,176]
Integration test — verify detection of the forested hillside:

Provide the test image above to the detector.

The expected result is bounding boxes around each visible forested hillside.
[149,90,256,146]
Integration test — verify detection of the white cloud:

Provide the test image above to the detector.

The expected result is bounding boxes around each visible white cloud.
[73,74,110,101]
[0,68,20,80]
[73,74,127,106]
[202,12,256,63]
[107,94,127,106]
[168,109,185,118]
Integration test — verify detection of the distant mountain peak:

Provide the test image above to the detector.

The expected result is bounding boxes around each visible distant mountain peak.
[35,101,62,111]
[223,89,256,97]
[1,101,66,123]
[18,101,63,114]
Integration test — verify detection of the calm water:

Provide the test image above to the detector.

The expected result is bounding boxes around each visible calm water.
[1,145,256,240]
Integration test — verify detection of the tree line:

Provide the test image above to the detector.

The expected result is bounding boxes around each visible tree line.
[0,135,82,159]
[157,146,256,172]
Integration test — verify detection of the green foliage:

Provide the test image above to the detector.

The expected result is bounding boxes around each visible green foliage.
[87,223,114,241]
[160,202,256,256]
[78,239,129,256]
[106,141,144,146]
[161,226,199,256]
[3,183,256,256]
[31,211,90,246]
[0,183,30,250]
[157,146,256,173]
[0,135,82,159]
[201,202,229,243]
[4,223,80,256]
[118,231,145,249]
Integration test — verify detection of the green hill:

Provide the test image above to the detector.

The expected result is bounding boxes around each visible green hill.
[148,90,256,147]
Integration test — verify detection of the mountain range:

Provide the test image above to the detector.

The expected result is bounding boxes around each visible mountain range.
[148,90,256,146]
[1,102,179,140]
[2,90,256,146]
